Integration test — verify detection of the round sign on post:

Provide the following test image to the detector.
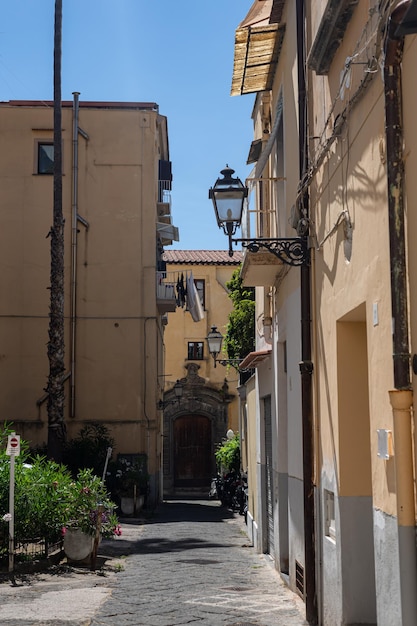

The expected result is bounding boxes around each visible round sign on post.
[7,434,20,456]
[7,432,20,574]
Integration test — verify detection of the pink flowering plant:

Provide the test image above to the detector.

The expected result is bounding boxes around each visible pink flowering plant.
[0,424,120,558]
[64,468,120,538]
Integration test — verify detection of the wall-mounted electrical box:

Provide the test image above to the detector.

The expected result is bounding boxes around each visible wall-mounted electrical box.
[377,429,394,459]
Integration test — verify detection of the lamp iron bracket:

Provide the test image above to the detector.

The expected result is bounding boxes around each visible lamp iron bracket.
[232,237,309,267]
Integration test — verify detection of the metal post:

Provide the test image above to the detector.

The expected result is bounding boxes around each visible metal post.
[8,451,15,575]
[90,504,103,571]
[101,447,112,483]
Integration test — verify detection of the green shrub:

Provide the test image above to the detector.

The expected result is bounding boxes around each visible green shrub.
[63,422,115,478]
[224,270,255,364]
[14,456,73,541]
[215,434,241,473]
[106,455,148,499]
[0,424,119,556]
[64,468,120,538]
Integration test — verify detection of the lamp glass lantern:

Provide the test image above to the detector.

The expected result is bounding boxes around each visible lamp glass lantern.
[396,0,417,36]
[158,379,183,410]
[209,166,247,253]
[206,326,224,367]
[173,379,183,400]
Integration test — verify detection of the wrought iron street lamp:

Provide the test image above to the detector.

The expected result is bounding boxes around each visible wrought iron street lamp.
[157,379,183,410]
[209,165,247,257]
[206,325,241,368]
[209,165,309,266]
[396,0,417,36]
[206,326,223,367]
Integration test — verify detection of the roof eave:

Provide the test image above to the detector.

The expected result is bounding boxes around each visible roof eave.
[239,349,271,371]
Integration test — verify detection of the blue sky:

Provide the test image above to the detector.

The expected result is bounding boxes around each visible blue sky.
[0,1,255,250]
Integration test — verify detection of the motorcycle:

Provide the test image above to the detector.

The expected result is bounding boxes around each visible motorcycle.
[209,471,248,516]
[208,473,223,500]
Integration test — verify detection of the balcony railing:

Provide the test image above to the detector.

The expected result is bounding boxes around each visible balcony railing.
[156,271,178,313]
[158,180,172,213]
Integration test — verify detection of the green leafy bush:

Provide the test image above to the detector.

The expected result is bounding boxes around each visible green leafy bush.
[0,424,120,558]
[106,455,149,499]
[64,468,120,538]
[63,422,115,478]
[224,270,255,364]
[13,456,73,541]
[215,434,241,473]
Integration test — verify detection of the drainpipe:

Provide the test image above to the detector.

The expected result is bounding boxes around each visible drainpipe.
[384,3,417,625]
[296,0,317,624]
[70,92,80,417]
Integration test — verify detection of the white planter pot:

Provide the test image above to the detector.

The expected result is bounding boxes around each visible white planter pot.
[120,494,145,515]
[64,528,94,562]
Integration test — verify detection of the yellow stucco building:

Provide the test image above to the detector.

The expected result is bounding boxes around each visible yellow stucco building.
[0,98,178,505]
[161,249,242,496]
[227,0,417,624]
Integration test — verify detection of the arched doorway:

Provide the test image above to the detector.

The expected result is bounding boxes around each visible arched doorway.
[174,415,211,488]
[163,363,233,497]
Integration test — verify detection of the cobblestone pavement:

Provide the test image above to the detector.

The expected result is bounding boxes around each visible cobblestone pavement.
[0,499,308,626]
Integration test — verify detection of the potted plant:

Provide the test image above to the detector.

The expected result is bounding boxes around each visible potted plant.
[107,456,148,516]
[63,468,120,562]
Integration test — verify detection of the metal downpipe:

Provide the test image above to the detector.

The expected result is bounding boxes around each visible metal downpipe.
[384,3,417,624]
[296,0,317,623]
[70,92,80,417]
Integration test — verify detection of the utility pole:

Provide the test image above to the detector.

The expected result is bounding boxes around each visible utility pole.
[47,0,66,461]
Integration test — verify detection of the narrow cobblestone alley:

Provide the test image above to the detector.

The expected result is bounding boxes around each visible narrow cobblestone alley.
[90,499,307,626]
[0,499,307,626]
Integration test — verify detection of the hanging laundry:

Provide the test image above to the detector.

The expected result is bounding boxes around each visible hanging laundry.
[176,273,186,307]
[186,271,204,322]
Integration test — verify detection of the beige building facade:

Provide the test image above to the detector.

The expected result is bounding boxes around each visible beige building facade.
[228,1,417,624]
[0,98,178,505]
[161,250,242,496]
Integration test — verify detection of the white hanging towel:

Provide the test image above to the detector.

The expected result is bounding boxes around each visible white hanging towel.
[186,271,205,322]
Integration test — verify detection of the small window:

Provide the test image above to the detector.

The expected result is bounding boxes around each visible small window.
[37,142,54,174]
[324,489,336,541]
[188,342,204,360]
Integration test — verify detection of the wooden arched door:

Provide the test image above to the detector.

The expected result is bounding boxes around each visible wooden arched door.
[174,415,212,488]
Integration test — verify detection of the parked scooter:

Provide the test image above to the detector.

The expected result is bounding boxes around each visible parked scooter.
[234,472,248,516]
[209,471,248,516]
[208,473,223,500]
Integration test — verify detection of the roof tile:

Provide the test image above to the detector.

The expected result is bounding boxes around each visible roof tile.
[163,250,243,265]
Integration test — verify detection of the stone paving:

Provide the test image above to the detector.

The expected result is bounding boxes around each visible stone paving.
[0,499,308,626]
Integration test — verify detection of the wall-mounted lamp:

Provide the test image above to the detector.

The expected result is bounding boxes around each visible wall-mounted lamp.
[209,165,247,257]
[206,325,241,368]
[395,0,417,36]
[158,379,183,410]
[209,165,309,266]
